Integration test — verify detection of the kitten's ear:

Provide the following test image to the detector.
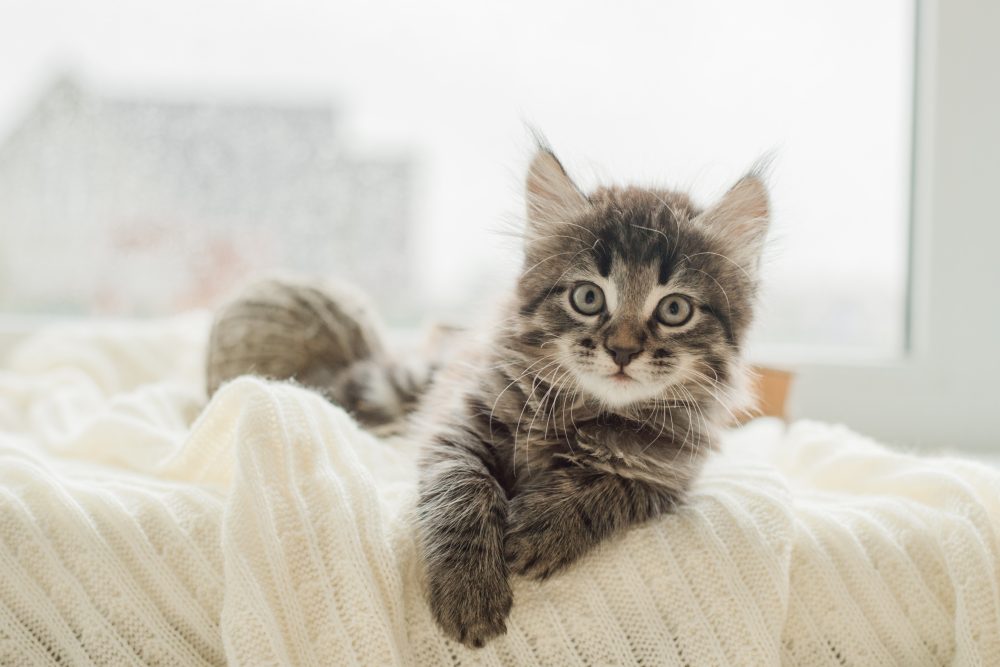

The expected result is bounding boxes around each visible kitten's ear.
[525,146,588,236]
[699,173,770,270]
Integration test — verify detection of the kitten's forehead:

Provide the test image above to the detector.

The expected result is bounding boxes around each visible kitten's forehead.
[521,185,713,307]
[584,187,705,287]
[588,188,698,266]
[519,185,706,291]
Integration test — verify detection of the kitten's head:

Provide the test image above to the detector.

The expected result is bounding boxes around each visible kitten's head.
[513,145,768,413]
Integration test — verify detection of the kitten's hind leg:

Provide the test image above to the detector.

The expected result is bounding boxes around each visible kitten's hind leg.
[206,276,427,431]
[304,357,431,433]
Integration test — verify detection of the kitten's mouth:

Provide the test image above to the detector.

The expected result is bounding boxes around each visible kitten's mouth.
[610,370,634,383]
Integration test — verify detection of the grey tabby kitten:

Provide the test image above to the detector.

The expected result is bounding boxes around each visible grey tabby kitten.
[413,147,768,647]
[206,143,769,649]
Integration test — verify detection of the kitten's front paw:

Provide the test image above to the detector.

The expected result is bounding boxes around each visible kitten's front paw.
[505,509,579,580]
[427,564,512,648]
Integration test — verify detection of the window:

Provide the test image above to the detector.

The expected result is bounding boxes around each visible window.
[1,0,913,358]
[3,1,997,452]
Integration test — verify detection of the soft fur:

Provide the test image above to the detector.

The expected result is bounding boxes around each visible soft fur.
[205,142,770,649]
[413,145,769,647]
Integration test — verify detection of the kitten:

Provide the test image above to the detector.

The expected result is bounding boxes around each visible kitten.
[413,143,769,647]
[205,141,769,649]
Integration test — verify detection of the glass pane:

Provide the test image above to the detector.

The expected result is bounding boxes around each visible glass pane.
[0,0,913,355]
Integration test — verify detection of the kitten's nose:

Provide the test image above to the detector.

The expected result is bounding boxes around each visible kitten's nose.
[604,340,643,367]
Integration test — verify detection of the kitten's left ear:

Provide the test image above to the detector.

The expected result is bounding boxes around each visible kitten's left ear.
[525,145,588,238]
[698,173,770,270]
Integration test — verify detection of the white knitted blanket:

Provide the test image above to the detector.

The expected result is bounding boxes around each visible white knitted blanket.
[1,315,998,666]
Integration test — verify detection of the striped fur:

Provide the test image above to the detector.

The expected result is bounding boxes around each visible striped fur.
[206,276,430,436]
[415,146,770,647]
[205,145,770,649]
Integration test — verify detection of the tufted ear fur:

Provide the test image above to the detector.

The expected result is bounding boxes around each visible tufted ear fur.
[697,173,770,273]
[524,146,588,244]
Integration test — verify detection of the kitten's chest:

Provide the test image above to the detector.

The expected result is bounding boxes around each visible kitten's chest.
[511,376,600,436]
[493,389,707,494]
[492,418,576,489]
[485,366,696,489]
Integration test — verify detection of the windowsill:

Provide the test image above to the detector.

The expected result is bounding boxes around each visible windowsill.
[748,342,907,370]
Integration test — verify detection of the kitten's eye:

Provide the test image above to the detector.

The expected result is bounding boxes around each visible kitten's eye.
[570,282,605,316]
[655,294,693,326]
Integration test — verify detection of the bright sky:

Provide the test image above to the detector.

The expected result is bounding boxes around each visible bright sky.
[0,0,913,347]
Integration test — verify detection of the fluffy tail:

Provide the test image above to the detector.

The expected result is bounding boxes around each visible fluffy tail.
[206,275,430,433]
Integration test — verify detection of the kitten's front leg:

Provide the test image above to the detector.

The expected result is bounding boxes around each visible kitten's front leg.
[505,430,681,580]
[418,446,511,648]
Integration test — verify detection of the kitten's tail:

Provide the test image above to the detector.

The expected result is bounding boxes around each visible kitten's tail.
[206,275,431,434]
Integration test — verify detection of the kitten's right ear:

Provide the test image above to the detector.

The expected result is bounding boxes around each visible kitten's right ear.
[525,145,588,238]
[697,171,770,273]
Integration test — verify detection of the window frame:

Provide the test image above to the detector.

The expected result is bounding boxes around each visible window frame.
[786,0,1000,452]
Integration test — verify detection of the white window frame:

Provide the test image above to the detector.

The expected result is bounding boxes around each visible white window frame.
[787,0,1000,452]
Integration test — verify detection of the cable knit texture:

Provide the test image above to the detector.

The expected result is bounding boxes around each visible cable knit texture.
[0,314,998,665]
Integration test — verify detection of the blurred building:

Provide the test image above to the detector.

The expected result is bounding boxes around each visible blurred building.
[0,77,413,317]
